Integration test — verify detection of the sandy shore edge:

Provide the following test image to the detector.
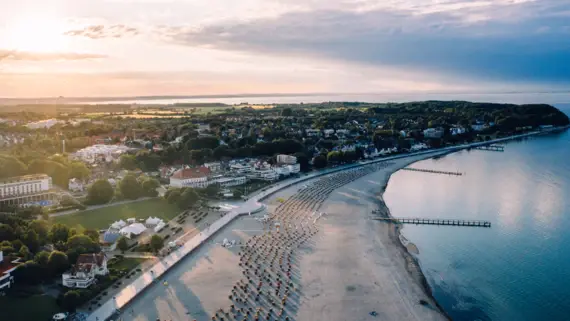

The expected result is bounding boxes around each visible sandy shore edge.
[375,166,453,320]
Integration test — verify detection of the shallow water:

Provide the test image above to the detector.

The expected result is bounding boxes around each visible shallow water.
[384,104,570,321]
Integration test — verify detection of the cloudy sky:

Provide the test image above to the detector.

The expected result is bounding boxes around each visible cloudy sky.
[0,0,569,98]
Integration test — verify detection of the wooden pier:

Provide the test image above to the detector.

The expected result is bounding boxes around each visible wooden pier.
[372,217,491,227]
[402,167,463,176]
[474,144,505,152]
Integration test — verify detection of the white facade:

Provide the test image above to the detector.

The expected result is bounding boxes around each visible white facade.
[62,253,108,289]
[170,175,208,188]
[26,119,62,129]
[71,144,131,164]
[247,168,279,181]
[276,154,297,165]
[203,162,222,172]
[210,176,247,187]
[423,128,444,138]
[0,174,53,205]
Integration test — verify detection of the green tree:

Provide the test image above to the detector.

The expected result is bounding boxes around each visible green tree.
[313,155,327,169]
[34,251,50,266]
[141,177,161,197]
[177,188,199,209]
[204,184,220,197]
[84,229,100,243]
[66,234,99,253]
[149,234,164,253]
[119,154,138,170]
[0,223,15,241]
[48,251,69,274]
[19,245,31,260]
[22,229,40,253]
[49,224,70,244]
[0,155,27,179]
[117,236,129,253]
[233,189,243,199]
[62,290,81,312]
[87,179,114,204]
[119,174,143,200]
[69,161,90,180]
[281,108,293,117]
[28,220,49,244]
[166,189,181,204]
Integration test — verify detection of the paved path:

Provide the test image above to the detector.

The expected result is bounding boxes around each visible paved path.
[85,128,564,321]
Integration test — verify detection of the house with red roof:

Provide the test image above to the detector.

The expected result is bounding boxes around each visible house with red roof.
[169,166,211,188]
[0,251,21,293]
[62,253,108,288]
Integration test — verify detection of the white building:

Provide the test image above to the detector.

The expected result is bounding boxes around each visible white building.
[203,162,223,172]
[71,144,131,164]
[0,251,20,293]
[68,178,85,193]
[169,167,211,188]
[324,129,335,137]
[209,176,247,188]
[62,253,108,288]
[450,127,466,136]
[276,154,297,165]
[26,119,62,129]
[0,174,54,206]
[423,128,444,138]
[306,129,321,137]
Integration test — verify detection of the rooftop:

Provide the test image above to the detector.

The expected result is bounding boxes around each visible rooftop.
[171,167,211,179]
[0,174,50,185]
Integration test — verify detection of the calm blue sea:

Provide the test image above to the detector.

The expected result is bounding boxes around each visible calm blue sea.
[384,104,570,321]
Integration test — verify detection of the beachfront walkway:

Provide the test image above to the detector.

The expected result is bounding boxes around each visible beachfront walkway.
[85,134,537,321]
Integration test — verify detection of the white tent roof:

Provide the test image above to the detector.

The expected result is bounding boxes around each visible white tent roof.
[119,223,146,237]
[111,220,127,229]
[145,217,162,226]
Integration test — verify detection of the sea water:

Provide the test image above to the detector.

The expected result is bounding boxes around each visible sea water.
[384,104,570,320]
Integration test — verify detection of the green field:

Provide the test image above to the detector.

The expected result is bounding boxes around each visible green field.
[0,295,61,321]
[108,257,147,271]
[53,198,181,230]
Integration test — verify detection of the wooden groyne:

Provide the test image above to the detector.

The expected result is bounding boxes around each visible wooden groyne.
[373,217,491,227]
[474,144,505,152]
[402,167,463,176]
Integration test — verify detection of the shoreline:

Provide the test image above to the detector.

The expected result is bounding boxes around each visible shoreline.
[376,168,452,320]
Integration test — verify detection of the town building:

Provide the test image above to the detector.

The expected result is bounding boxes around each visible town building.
[276,154,297,165]
[71,144,131,164]
[0,174,55,207]
[0,251,21,293]
[169,167,211,188]
[423,128,444,138]
[203,162,223,173]
[26,119,62,129]
[62,253,109,288]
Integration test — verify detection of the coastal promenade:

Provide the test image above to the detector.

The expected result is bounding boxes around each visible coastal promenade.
[86,127,564,321]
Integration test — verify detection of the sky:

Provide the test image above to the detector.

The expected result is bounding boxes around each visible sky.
[0,0,569,98]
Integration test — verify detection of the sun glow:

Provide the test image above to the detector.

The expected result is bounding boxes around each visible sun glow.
[3,14,69,52]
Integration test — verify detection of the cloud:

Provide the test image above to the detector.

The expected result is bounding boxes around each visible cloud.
[64,24,140,39]
[0,50,107,61]
[159,0,570,84]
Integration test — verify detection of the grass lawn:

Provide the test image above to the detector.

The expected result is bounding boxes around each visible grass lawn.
[108,257,147,271]
[0,295,61,321]
[53,198,181,230]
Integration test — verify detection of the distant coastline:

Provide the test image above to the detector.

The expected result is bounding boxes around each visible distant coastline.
[2,91,570,106]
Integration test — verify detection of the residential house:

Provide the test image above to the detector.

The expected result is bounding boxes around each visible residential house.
[0,251,21,293]
[62,253,109,288]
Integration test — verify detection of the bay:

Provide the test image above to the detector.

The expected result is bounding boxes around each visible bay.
[384,104,570,320]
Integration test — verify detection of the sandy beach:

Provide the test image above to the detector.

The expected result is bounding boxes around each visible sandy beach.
[118,153,448,321]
